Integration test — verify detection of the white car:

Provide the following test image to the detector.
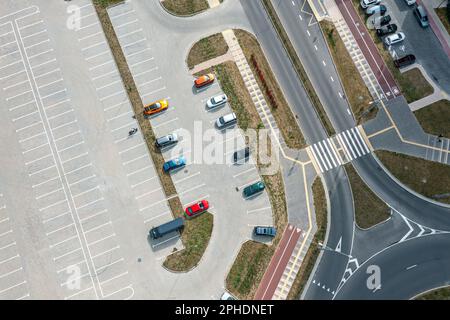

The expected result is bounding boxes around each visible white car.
[220,291,236,300]
[206,93,228,109]
[404,0,416,5]
[360,0,381,9]
[216,112,237,129]
[384,32,406,46]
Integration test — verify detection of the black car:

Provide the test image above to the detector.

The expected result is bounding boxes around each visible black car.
[376,24,397,36]
[394,54,416,68]
[378,14,392,26]
[233,147,250,164]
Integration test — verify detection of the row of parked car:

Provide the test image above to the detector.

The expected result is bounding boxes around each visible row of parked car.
[360,0,428,68]
[148,73,276,240]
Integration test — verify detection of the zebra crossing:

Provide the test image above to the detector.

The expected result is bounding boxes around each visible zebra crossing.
[308,126,372,173]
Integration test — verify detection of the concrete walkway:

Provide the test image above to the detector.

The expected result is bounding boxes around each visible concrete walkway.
[189,50,233,74]
[207,0,221,9]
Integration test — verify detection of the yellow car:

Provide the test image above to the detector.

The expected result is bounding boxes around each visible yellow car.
[143,99,168,116]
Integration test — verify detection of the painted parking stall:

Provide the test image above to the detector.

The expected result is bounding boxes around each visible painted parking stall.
[0,6,132,300]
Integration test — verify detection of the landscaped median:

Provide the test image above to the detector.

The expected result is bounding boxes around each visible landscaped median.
[435,4,450,35]
[93,0,213,272]
[376,151,450,205]
[350,0,434,103]
[161,0,209,16]
[320,21,376,124]
[187,33,229,70]
[414,99,450,139]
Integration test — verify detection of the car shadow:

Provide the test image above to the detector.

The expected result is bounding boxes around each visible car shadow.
[147,231,181,252]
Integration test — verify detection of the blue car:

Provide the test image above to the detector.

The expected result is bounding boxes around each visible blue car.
[254,226,276,237]
[163,156,186,173]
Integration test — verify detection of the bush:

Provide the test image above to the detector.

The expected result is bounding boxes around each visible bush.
[447,3,450,22]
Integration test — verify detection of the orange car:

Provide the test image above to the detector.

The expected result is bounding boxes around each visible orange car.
[143,99,168,116]
[194,73,215,88]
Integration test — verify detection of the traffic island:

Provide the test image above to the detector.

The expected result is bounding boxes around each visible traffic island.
[161,0,209,16]
[345,164,390,229]
[187,33,229,70]
[375,151,450,205]
[163,212,214,272]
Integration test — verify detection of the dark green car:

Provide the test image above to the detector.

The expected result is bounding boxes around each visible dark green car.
[243,181,265,198]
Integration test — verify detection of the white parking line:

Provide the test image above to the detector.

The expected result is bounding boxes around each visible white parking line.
[78,21,99,30]
[91,245,119,259]
[137,76,162,88]
[41,88,66,100]
[96,79,121,91]
[9,99,35,111]
[0,281,27,295]
[111,120,136,132]
[99,271,128,285]
[22,142,48,154]
[0,40,17,49]
[36,187,63,200]
[140,86,166,99]
[88,233,115,247]
[38,78,63,90]
[0,217,9,224]
[45,98,70,110]
[0,50,19,60]
[54,130,81,142]
[86,50,110,61]
[83,221,111,234]
[104,100,127,111]
[152,235,179,248]
[238,178,261,190]
[47,109,74,121]
[119,142,144,155]
[45,223,73,236]
[79,208,108,223]
[19,20,43,30]
[130,57,154,68]
[116,19,138,29]
[32,175,59,188]
[135,187,162,200]
[233,167,256,178]
[53,247,81,261]
[95,257,123,272]
[51,119,77,131]
[3,79,28,91]
[16,121,42,132]
[42,210,70,224]
[0,229,13,238]
[107,110,132,122]
[64,286,94,300]
[28,48,54,60]
[125,47,150,59]
[56,259,85,274]
[60,272,90,287]
[69,174,95,186]
[131,176,157,189]
[247,206,271,214]
[29,164,55,176]
[143,210,170,223]
[110,9,135,20]
[61,152,89,164]
[178,184,206,197]
[173,172,200,184]
[24,153,51,165]
[25,39,50,50]
[81,40,106,51]
[6,89,32,101]
[65,163,92,175]
[92,69,117,81]
[78,31,102,42]
[49,235,78,249]
[76,197,103,210]
[134,66,158,78]
[99,90,123,101]
[57,140,84,153]
[31,57,56,70]
[12,110,38,122]
[22,29,46,40]
[0,267,22,280]
[0,242,16,251]
[0,254,19,266]
[118,28,143,39]
[73,186,99,198]
[0,69,25,81]
[89,59,113,71]
[19,131,44,143]
[126,164,152,177]
[123,38,146,49]
[153,117,178,129]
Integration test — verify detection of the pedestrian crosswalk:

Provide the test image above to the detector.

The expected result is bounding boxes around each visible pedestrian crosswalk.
[308,126,372,173]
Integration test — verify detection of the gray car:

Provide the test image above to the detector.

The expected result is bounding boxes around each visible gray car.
[155,132,178,149]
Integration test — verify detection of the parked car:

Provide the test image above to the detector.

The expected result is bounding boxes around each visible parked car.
[376,24,398,36]
[254,226,277,237]
[360,0,381,9]
[404,0,416,6]
[373,14,391,26]
[184,200,209,218]
[243,181,265,198]
[194,73,215,88]
[216,112,237,129]
[149,217,184,240]
[233,147,250,164]
[414,5,429,28]
[155,132,178,149]
[143,99,168,117]
[206,93,228,109]
[366,4,387,16]
[394,54,416,68]
[384,32,406,46]
[220,292,236,300]
[163,156,186,172]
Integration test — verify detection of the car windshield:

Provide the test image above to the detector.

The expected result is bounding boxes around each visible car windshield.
[213,96,223,103]
[150,103,160,109]
[199,203,204,209]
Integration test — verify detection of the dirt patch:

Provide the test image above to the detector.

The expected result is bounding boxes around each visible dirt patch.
[234,29,306,149]
[350,0,434,103]
[345,164,390,229]
[261,0,335,136]
[187,33,229,70]
[376,150,450,205]
[287,177,327,299]
[161,0,209,16]
[414,99,450,139]
[320,21,377,124]
[163,212,214,271]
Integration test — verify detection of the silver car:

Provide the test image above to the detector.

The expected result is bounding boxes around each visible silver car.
[216,112,237,129]
[206,93,228,109]
[384,32,405,46]
[360,0,381,9]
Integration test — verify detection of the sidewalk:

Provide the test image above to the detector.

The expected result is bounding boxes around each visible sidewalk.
[418,0,450,59]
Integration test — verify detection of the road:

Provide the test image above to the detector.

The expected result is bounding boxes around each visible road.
[242,0,450,299]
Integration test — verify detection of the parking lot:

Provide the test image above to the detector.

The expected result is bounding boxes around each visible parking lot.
[107,0,274,234]
[364,1,450,91]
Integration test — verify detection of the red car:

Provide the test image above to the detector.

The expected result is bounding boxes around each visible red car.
[184,200,209,218]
